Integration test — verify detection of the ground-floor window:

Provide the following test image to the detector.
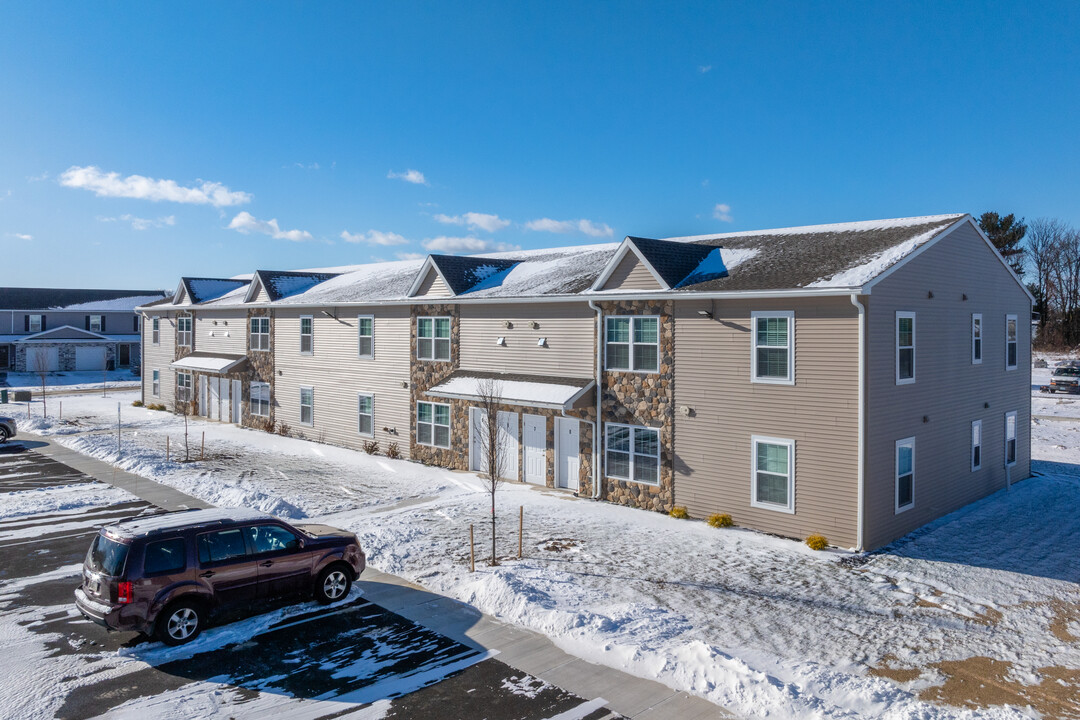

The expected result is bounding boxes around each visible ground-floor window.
[250,382,270,418]
[1005,411,1017,466]
[605,423,660,485]
[358,393,374,437]
[750,436,795,513]
[177,372,192,402]
[152,370,160,397]
[971,420,982,471]
[299,387,314,426]
[0,344,10,369]
[895,437,915,513]
[417,401,450,448]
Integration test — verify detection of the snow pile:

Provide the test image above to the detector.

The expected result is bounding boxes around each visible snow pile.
[0,481,135,521]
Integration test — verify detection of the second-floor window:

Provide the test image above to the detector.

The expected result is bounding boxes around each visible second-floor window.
[751,311,794,384]
[250,317,270,352]
[971,314,982,364]
[417,317,450,361]
[300,316,313,354]
[28,314,43,333]
[896,312,915,384]
[152,317,160,345]
[1006,315,1018,370]
[89,315,104,333]
[177,315,192,347]
[605,316,659,372]
[358,315,374,358]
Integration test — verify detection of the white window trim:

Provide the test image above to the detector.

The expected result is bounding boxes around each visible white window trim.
[250,381,270,418]
[299,386,314,427]
[416,316,451,362]
[250,316,270,353]
[1005,410,1017,467]
[604,315,661,374]
[89,315,104,333]
[299,315,314,356]
[358,392,375,438]
[971,420,982,471]
[895,437,915,514]
[177,314,193,348]
[358,314,375,360]
[151,316,160,345]
[604,422,661,486]
[750,311,795,385]
[152,369,160,397]
[971,313,982,365]
[750,435,795,514]
[416,401,451,448]
[176,371,193,402]
[896,311,916,385]
[28,314,43,333]
[1005,314,1018,371]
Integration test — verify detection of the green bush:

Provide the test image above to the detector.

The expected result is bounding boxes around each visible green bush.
[805,534,829,551]
[669,506,689,519]
[707,512,733,528]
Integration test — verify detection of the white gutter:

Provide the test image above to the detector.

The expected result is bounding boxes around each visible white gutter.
[588,300,603,499]
[850,293,866,552]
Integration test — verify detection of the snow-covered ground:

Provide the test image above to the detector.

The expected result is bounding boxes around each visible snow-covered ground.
[11,376,1080,719]
[1,369,140,392]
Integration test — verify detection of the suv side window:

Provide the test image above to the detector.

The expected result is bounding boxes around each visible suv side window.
[144,537,187,575]
[198,528,250,565]
[247,525,300,555]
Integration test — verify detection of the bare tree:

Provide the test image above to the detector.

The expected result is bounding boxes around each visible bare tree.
[31,350,50,417]
[1026,218,1067,334]
[473,378,507,566]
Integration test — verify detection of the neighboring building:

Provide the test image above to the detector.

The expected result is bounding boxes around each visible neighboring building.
[139,214,1032,551]
[1,287,168,374]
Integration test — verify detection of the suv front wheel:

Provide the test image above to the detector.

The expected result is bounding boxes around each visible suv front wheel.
[157,600,205,646]
[314,564,352,604]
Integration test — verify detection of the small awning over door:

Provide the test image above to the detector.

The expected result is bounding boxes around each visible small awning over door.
[170,352,248,375]
[426,370,594,411]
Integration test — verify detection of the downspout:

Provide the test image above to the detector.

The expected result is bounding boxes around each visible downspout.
[588,300,603,499]
[850,293,866,552]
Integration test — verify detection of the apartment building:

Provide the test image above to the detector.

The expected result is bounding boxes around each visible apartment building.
[1,287,168,373]
[140,214,1032,550]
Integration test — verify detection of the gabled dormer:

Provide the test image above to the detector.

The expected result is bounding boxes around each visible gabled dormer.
[591,236,726,292]
[176,277,249,305]
[407,255,518,298]
[243,270,340,303]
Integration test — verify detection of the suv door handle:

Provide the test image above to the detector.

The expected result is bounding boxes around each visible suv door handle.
[199,570,215,578]
[260,560,273,567]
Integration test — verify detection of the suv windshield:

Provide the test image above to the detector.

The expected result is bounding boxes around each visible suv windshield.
[1053,367,1080,377]
[87,534,129,576]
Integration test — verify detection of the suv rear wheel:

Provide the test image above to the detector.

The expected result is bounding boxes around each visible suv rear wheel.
[0,427,9,444]
[157,600,204,646]
[314,564,352,604]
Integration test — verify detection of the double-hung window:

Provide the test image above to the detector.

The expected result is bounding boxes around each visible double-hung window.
[151,317,160,345]
[152,370,160,397]
[250,317,270,352]
[358,315,374,359]
[358,393,374,437]
[417,402,450,447]
[895,437,915,513]
[417,317,450,361]
[300,316,313,355]
[605,424,660,485]
[896,312,915,384]
[28,314,42,333]
[177,315,192,348]
[1006,315,1018,370]
[1005,411,1017,466]
[299,387,314,426]
[250,382,270,417]
[971,314,982,364]
[89,315,104,332]
[751,311,794,384]
[605,316,659,372]
[971,420,982,471]
[176,372,192,401]
[750,436,795,513]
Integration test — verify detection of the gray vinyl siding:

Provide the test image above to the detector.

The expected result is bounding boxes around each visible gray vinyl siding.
[863,220,1032,550]
[673,296,860,547]
[273,307,412,456]
[458,304,595,378]
[141,311,176,405]
[414,270,453,298]
[195,312,247,355]
[6,311,140,335]
[601,253,663,291]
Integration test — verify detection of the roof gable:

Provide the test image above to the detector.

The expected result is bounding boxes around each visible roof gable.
[592,237,718,291]
[18,325,109,341]
[244,270,339,303]
[407,255,519,297]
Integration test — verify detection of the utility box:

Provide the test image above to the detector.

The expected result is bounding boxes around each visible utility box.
[13,391,32,402]
[0,389,7,404]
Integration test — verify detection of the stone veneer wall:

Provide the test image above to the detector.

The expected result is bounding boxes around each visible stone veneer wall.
[410,303,464,468]
[173,312,196,415]
[599,299,675,513]
[244,308,275,432]
[13,342,117,373]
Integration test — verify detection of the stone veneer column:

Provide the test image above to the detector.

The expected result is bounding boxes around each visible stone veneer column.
[409,303,465,468]
[173,311,195,415]
[244,308,275,431]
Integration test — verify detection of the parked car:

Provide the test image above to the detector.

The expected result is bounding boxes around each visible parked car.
[1049,363,1080,394]
[0,416,16,443]
[74,508,366,645]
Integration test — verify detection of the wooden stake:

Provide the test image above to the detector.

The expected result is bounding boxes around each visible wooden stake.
[59,401,62,421]
[166,436,170,463]
[469,524,475,573]
[201,431,205,460]
[518,505,523,559]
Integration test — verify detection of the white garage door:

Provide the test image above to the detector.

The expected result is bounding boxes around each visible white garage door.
[75,346,106,371]
[26,346,60,372]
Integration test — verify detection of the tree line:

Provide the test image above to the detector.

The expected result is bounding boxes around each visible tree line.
[979,212,1080,349]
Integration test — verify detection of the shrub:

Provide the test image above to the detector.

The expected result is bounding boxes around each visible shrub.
[386,442,401,459]
[131,400,144,407]
[276,422,291,437]
[707,512,733,528]
[147,403,167,411]
[805,534,828,551]
[669,506,689,519]
[362,440,380,455]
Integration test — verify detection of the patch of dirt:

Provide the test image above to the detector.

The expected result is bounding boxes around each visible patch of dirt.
[920,657,1080,719]
[971,606,1004,626]
[1050,599,1080,643]
[869,654,921,684]
[540,538,581,553]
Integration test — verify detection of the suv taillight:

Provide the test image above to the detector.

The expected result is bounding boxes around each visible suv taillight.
[117,581,133,604]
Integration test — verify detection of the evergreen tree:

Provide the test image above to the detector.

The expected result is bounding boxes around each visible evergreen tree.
[977,211,1027,277]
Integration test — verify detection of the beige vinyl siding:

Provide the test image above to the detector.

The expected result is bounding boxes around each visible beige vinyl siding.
[863,220,1032,549]
[251,283,271,304]
[273,307,412,456]
[141,311,176,406]
[414,269,453,298]
[601,252,663,291]
[194,312,247,354]
[673,296,860,547]
[459,303,595,378]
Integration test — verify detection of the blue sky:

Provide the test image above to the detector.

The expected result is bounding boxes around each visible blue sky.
[2,1,1077,289]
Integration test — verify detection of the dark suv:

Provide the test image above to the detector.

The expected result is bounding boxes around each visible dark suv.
[74,508,366,645]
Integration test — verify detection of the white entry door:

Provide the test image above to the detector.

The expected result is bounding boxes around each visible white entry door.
[556,418,580,491]
[26,346,59,372]
[198,376,208,417]
[75,346,106,371]
[219,379,231,422]
[231,379,242,423]
[469,407,485,473]
[497,411,519,482]
[523,414,547,485]
[208,377,221,421]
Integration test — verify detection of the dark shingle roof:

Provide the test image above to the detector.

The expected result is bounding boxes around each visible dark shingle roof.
[0,287,168,310]
[254,270,340,301]
[428,256,519,295]
[180,278,250,304]
[624,237,720,288]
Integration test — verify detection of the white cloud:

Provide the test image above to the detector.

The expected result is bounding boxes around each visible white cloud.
[388,169,428,186]
[286,162,320,170]
[340,229,409,246]
[396,251,426,261]
[26,171,49,183]
[698,64,713,74]
[421,236,519,254]
[227,211,313,242]
[524,217,614,238]
[8,232,33,241]
[433,212,511,233]
[60,166,252,207]
[98,214,176,230]
[712,203,733,222]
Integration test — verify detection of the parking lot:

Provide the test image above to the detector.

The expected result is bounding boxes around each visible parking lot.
[0,443,620,720]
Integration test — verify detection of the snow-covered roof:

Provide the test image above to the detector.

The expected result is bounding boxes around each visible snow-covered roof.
[427,370,594,410]
[180,278,250,305]
[0,287,168,311]
[171,352,248,374]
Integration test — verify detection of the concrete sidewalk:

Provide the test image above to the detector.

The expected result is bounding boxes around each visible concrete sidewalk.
[16,431,734,720]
